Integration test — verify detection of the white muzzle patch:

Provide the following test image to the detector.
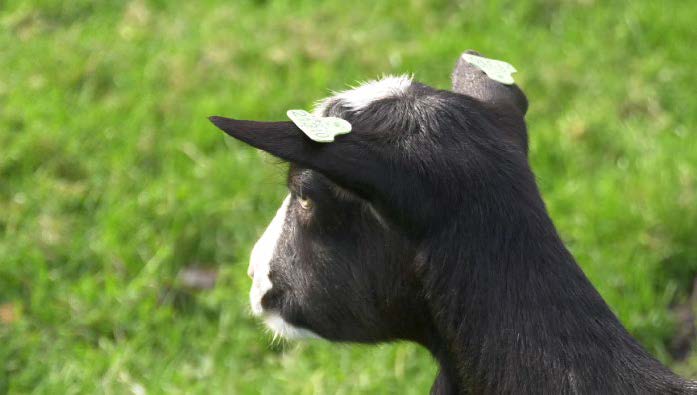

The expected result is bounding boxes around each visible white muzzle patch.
[249,195,290,316]
[248,194,321,340]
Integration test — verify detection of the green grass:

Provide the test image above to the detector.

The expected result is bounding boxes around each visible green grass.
[1,0,696,393]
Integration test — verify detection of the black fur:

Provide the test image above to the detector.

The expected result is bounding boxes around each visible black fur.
[209,52,695,394]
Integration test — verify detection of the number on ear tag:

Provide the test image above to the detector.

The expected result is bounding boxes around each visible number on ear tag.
[460,53,517,85]
[287,110,352,143]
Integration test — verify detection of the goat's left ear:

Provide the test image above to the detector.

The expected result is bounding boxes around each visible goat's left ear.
[209,116,385,199]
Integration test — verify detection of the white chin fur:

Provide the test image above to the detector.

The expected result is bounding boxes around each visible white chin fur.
[264,313,322,340]
[248,194,322,340]
[314,74,412,115]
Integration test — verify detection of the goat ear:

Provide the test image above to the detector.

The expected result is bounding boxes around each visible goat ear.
[209,117,308,163]
[209,116,384,197]
[452,50,528,115]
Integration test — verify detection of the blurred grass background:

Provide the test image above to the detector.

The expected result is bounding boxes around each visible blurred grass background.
[1,0,696,393]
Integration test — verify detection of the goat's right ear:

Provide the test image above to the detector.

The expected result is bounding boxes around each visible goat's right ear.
[452,50,528,116]
[209,116,385,198]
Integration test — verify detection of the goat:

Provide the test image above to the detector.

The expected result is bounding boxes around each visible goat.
[209,51,695,394]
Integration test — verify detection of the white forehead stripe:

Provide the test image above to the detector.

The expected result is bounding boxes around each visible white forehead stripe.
[249,195,290,317]
[314,74,413,114]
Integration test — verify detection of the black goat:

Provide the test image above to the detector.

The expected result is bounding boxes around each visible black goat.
[210,51,695,394]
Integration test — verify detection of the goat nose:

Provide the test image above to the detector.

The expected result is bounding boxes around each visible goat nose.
[247,264,254,279]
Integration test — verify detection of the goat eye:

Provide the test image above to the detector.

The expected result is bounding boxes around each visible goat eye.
[298,196,313,210]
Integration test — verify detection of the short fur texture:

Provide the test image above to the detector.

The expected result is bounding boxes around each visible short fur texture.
[210,51,695,394]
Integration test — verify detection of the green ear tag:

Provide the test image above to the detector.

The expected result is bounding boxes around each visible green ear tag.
[460,53,517,85]
[287,109,352,143]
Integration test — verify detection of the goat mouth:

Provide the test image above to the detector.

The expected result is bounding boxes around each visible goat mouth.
[249,285,265,317]
[250,283,284,317]
[250,288,323,341]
